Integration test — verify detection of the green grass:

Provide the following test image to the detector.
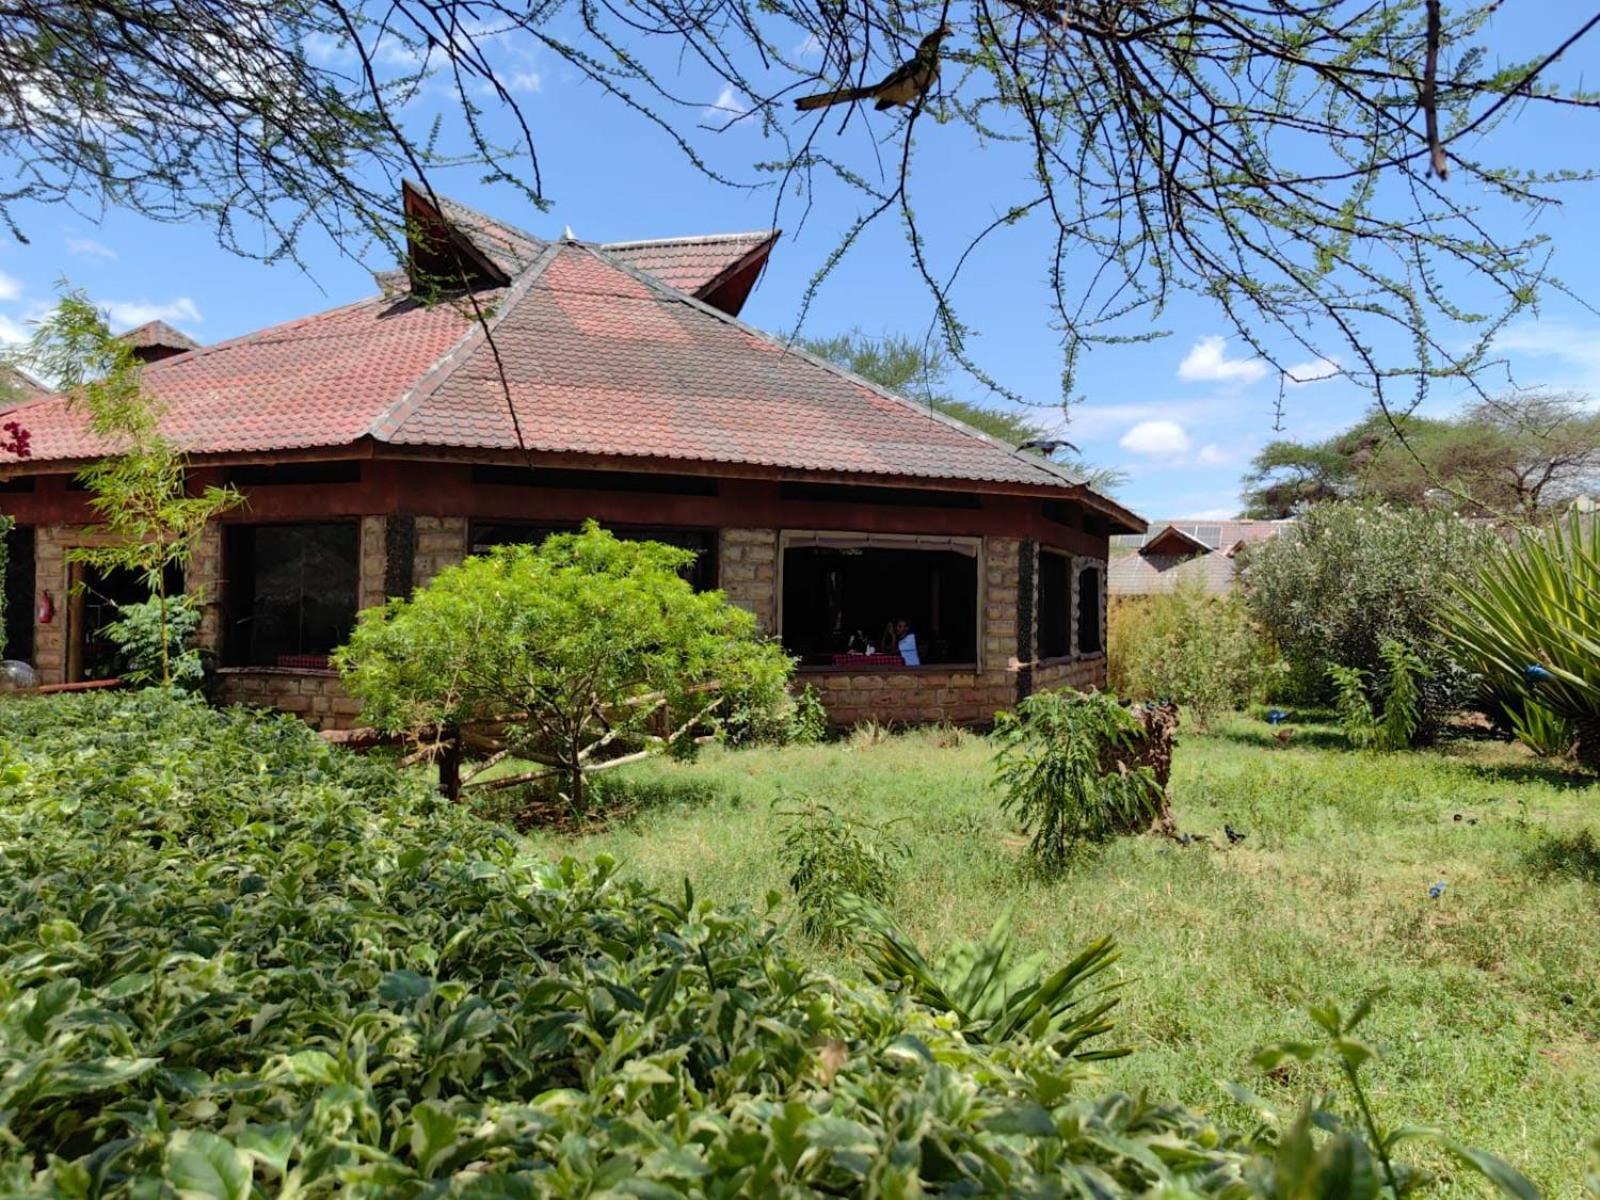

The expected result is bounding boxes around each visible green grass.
[512,714,1600,1195]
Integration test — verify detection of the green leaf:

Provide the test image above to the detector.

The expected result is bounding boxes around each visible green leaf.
[166,1130,251,1200]
[408,1102,459,1178]
[1443,1143,1542,1200]
[983,1103,1058,1138]
[379,969,433,1005]
[101,971,155,1000]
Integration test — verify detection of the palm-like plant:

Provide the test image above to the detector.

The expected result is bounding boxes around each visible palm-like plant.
[1439,513,1600,771]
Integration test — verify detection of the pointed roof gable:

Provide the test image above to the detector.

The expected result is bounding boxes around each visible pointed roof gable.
[0,363,49,410]
[118,319,202,363]
[1141,524,1213,556]
[601,230,778,316]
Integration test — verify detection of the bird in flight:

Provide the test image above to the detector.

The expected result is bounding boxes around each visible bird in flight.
[795,26,953,112]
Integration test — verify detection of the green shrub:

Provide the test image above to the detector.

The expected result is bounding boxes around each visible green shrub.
[992,690,1165,871]
[1326,639,1428,751]
[1241,502,1497,731]
[0,692,1539,1198]
[777,799,907,943]
[788,683,831,744]
[102,593,206,688]
[337,522,793,813]
[1329,662,1380,748]
[1507,696,1577,759]
[1107,584,1279,724]
[1439,511,1600,771]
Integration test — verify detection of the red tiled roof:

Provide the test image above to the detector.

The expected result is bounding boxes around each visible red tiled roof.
[377,243,1083,490]
[601,231,777,296]
[1,363,50,410]
[10,295,483,458]
[1108,518,1293,595]
[118,320,201,354]
[0,191,1136,521]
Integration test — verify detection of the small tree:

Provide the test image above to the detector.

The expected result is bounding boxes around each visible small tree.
[26,295,240,686]
[1240,503,1498,732]
[337,523,793,812]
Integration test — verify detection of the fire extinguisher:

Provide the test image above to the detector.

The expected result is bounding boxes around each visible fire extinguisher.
[37,590,54,624]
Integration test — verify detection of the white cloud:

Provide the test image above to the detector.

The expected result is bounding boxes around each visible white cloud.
[703,83,753,124]
[66,236,117,260]
[1187,506,1239,520]
[1195,443,1235,467]
[793,33,822,56]
[1120,420,1191,457]
[1065,398,1224,441]
[1178,336,1268,387]
[0,314,28,345]
[1492,319,1600,392]
[507,69,542,93]
[100,297,202,331]
[0,269,20,302]
[1284,356,1340,386]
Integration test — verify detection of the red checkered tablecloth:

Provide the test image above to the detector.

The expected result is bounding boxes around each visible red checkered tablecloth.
[830,653,904,668]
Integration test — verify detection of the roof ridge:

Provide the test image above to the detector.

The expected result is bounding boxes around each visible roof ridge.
[419,183,545,250]
[600,230,776,250]
[575,240,1091,496]
[368,242,564,443]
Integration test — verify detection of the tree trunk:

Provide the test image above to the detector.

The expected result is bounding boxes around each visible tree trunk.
[437,728,462,802]
[1573,715,1600,775]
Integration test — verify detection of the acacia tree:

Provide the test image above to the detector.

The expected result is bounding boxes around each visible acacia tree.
[26,295,241,686]
[336,524,793,812]
[2,1,1598,436]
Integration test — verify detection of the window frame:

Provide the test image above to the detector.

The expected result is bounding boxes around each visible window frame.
[1036,547,1073,663]
[776,530,985,673]
[221,520,361,670]
[1074,557,1106,657]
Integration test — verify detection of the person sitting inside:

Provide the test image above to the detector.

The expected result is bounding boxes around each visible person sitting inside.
[882,616,921,667]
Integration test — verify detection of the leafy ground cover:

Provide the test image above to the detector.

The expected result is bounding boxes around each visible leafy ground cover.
[521,715,1600,1195]
[8,690,1544,1196]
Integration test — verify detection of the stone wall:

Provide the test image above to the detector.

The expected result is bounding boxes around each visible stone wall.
[1033,655,1106,693]
[718,528,778,631]
[358,516,388,611]
[414,516,469,588]
[31,524,69,682]
[803,668,1017,727]
[214,668,363,730]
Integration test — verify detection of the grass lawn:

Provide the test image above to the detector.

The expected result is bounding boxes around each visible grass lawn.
[511,713,1600,1195]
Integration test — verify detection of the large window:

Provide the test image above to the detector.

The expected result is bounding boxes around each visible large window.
[1077,563,1103,655]
[3,524,33,664]
[781,540,978,667]
[223,523,359,668]
[1038,549,1070,660]
[469,521,718,592]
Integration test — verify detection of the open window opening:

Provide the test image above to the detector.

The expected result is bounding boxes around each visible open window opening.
[67,560,184,682]
[3,524,34,665]
[1076,563,1103,655]
[223,523,358,669]
[1038,549,1071,660]
[469,521,718,592]
[781,538,979,668]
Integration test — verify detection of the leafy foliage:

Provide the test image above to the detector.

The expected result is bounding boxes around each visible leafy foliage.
[853,908,1125,1059]
[1107,584,1280,724]
[1243,396,1600,520]
[102,594,205,689]
[1326,640,1429,751]
[0,512,10,658]
[1241,503,1498,730]
[25,295,240,685]
[0,691,1543,1196]
[777,799,907,943]
[1507,697,1577,760]
[1439,511,1600,770]
[788,684,831,745]
[992,690,1165,871]
[338,523,793,812]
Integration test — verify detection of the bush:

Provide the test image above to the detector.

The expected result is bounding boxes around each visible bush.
[992,690,1166,871]
[1241,502,1497,733]
[1439,511,1600,771]
[1108,583,1279,723]
[0,692,1537,1196]
[777,799,907,943]
[337,522,793,813]
[102,593,206,688]
[1327,639,1428,750]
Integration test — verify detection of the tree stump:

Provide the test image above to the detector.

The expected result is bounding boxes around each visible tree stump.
[1102,700,1180,836]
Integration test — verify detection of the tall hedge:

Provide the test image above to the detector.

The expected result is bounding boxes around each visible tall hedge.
[1239,503,1498,729]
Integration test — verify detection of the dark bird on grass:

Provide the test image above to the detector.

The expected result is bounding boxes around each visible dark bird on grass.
[795,26,952,112]
[1018,437,1080,457]
[1224,824,1246,845]
[1273,727,1295,745]
[1429,880,1447,899]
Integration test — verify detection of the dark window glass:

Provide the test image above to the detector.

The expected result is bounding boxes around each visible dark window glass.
[1077,565,1103,654]
[469,521,718,592]
[74,562,184,681]
[1038,550,1070,659]
[3,524,35,663]
[471,465,718,496]
[226,461,363,487]
[781,547,978,666]
[223,523,358,668]
[779,482,979,509]
[0,475,36,493]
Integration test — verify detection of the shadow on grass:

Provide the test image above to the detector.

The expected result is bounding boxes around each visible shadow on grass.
[1464,760,1598,792]
[1526,828,1600,885]
[471,773,726,833]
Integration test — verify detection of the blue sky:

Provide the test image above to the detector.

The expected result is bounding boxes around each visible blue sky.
[3,3,1599,520]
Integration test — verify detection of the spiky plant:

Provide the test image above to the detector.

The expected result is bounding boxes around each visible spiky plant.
[1440,513,1600,772]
